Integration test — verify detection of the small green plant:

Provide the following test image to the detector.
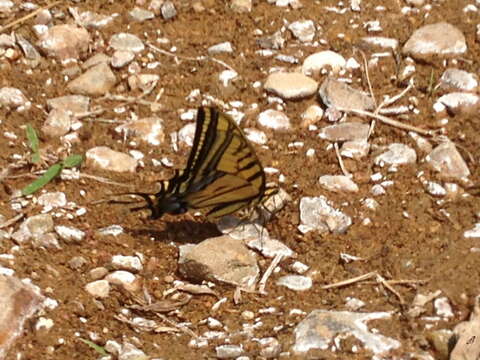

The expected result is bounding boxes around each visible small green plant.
[26,124,40,164]
[21,126,83,196]
[79,338,108,356]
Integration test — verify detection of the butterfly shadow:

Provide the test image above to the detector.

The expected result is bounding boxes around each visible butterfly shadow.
[126,219,222,245]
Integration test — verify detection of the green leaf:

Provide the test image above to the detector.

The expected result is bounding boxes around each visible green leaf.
[21,163,62,196]
[62,154,83,168]
[26,124,40,164]
[78,338,108,356]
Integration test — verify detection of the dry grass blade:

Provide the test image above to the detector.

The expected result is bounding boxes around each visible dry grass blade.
[156,313,198,338]
[321,271,377,289]
[129,294,192,313]
[0,213,24,229]
[258,253,284,294]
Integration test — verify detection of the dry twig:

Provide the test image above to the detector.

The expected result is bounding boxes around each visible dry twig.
[334,142,351,177]
[0,1,63,33]
[147,43,236,72]
[258,253,284,294]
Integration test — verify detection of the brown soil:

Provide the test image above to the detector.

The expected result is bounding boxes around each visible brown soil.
[1,0,480,359]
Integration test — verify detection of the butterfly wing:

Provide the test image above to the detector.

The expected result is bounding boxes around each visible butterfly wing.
[165,107,267,218]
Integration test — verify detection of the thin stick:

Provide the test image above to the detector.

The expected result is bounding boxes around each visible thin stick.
[0,1,63,33]
[147,43,236,72]
[155,313,198,338]
[340,107,434,136]
[321,271,377,289]
[377,274,405,304]
[258,253,284,294]
[356,48,377,108]
[334,142,351,177]
[0,213,24,229]
[79,173,130,187]
[378,79,414,110]
[73,109,105,119]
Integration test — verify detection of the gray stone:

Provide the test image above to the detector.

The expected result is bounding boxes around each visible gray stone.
[264,72,318,100]
[109,33,145,53]
[319,122,369,141]
[292,310,400,355]
[68,63,117,96]
[302,51,346,75]
[85,280,110,298]
[36,24,90,64]
[298,196,352,234]
[129,7,155,22]
[425,141,470,181]
[257,109,291,131]
[161,1,177,20]
[178,235,259,289]
[288,20,315,43]
[42,109,72,137]
[0,275,44,359]
[55,225,85,243]
[450,295,480,360]
[276,275,312,291]
[402,22,467,61]
[115,117,165,146]
[208,42,234,55]
[319,175,359,193]
[319,77,375,111]
[0,87,29,109]
[47,95,90,115]
[438,68,479,92]
[374,143,417,166]
[85,146,138,173]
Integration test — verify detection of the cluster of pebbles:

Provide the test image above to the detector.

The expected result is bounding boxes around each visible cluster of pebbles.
[1,0,480,359]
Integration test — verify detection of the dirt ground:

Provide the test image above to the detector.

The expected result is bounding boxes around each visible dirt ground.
[1,0,480,359]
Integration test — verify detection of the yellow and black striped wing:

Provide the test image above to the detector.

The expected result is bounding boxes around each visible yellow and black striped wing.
[165,107,267,218]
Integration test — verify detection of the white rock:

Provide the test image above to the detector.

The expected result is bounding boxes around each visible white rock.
[106,270,136,284]
[276,275,312,291]
[216,344,244,359]
[111,255,143,272]
[425,141,470,181]
[302,51,346,75]
[464,223,480,238]
[0,87,29,109]
[264,72,318,100]
[438,68,479,92]
[257,109,291,131]
[402,22,467,60]
[55,225,85,243]
[115,117,165,146]
[319,175,359,193]
[208,42,234,55]
[288,20,316,43]
[374,143,417,166]
[434,92,480,115]
[293,310,400,355]
[299,196,352,234]
[319,77,375,111]
[85,280,110,298]
[111,50,135,68]
[244,128,267,145]
[109,33,145,53]
[38,192,67,208]
[86,146,138,172]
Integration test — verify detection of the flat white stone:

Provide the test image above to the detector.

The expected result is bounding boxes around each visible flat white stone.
[276,275,312,291]
[319,175,359,193]
[264,72,318,100]
[302,50,346,75]
[257,109,291,131]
